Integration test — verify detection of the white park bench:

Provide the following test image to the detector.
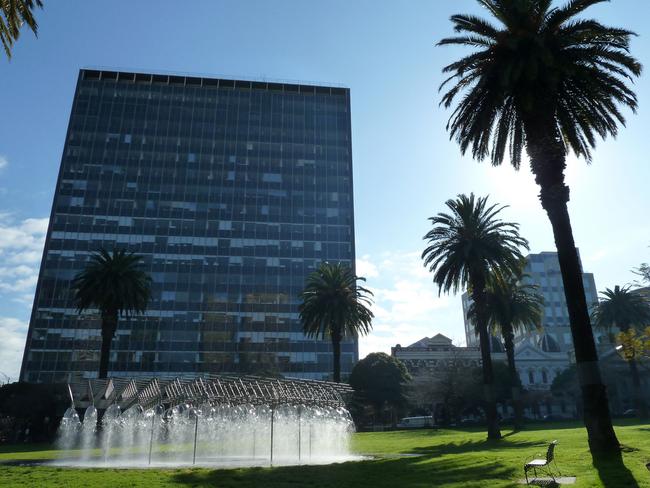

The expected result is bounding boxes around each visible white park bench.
[524,440,560,484]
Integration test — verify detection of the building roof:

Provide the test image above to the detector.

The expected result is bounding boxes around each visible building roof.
[634,286,650,301]
[406,334,453,348]
[79,68,349,94]
[538,334,562,353]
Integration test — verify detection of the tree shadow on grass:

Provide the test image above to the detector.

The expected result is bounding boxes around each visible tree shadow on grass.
[169,455,518,488]
[0,443,53,454]
[509,422,585,433]
[404,437,540,458]
[592,450,641,488]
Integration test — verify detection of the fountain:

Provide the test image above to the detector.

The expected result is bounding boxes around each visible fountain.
[55,375,359,467]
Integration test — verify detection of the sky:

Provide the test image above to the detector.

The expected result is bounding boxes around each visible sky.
[1,0,650,382]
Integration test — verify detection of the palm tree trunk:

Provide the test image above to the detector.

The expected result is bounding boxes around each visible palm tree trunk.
[99,310,118,379]
[628,359,647,419]
[503,326,524,430]
[526,117,619,455]
[618,324,648,419]
[471,273,501,440]
[331,331,342,383]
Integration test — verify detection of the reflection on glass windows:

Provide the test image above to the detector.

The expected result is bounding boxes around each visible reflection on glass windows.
[22,70,357,383]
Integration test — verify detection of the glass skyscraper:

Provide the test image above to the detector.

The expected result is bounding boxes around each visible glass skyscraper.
[20,69,357,382]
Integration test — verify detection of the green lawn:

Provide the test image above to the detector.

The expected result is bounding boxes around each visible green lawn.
[1,421,649,487]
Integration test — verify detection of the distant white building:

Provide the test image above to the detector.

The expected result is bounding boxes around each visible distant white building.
[393,333,578,418]
[393,333,569,393]
[391,333,506,375]
[512,335,571,390]
[396,253,640,418]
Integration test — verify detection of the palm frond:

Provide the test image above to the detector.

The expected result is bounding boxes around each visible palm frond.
[438,0,641,166]
[591,285,650,333]
[545,0,609,31]
[467,266,545,338]
[422,193,529,296]
[1,0,43,59]
[72,248,152,318]
[298,262,374,340]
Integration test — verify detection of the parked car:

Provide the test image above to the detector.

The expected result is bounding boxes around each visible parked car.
[459,417,485,426]
[542,414,571,422]
[621,409,638,418]
[397,416,434,429]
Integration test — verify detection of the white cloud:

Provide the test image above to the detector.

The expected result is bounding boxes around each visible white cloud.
[0,216,48,307]
[20,218,49,235]
[358,250,467,359]
[0,155,8,171]
[0,216,48,381]
[12,294,36,306]
[0,317,28,382]
[6,250,44,264]
[0,265,34,277]
[355,255,379,278]
[0,274,38,293]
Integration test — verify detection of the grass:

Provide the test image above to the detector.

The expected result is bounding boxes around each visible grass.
[0,421,649,487]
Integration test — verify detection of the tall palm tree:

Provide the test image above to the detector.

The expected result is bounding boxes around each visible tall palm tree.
[72,249,151,379]
[422,193,527,439]
[1,0,43,59]
[592,285,650,419]
[468,267,544,429]
[438,0,641,454]
[299,262,373,383]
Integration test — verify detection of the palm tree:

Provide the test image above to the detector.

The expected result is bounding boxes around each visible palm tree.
[468,267,544,430]
[422,193,527,439]
[299,262,373,383]
[438,0,641,454]
[72,249,151,379]
[1,0,43,59]
[592,286,650,419]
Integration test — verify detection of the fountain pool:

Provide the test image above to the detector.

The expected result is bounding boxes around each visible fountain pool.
[55,375,360,468]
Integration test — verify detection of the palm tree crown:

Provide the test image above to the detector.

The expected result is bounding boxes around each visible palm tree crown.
[422,193,528,293]
[299,262,373,341]
[1,0,43,59]
[592,285,650,333]
[72,249,151,318]
[299,262,373,383]
[439,0,642,167]
[468,269,544,339]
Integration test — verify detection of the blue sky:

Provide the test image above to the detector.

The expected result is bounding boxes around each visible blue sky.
[1,0,649,381]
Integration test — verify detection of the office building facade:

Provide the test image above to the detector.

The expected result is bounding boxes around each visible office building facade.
[21,69,357,382]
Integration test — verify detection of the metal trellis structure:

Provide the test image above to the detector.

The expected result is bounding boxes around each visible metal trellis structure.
[67,374,353,411]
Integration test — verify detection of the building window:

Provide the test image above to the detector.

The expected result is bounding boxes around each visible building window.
[262,173,282,183]
[542,370,548,384]
[528,371,534,384]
